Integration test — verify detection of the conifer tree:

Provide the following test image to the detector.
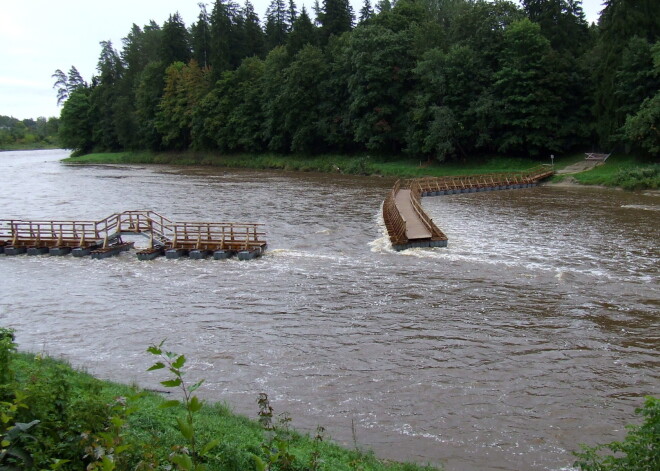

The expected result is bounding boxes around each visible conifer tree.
[359,0,374,24]
[287,7,318,56]
[160,12,191,66]
[288,0,298,25]
[191,4,211,67]
[321,0,354,42]
[265,0,290,49]
[242,1,265,58]
[312,0,323,25]
[209,0,236,76]
[376,0,391,14]
[522,0,589,54]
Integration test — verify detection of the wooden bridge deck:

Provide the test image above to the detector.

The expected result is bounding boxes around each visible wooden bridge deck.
[383,165,554,250]
[394,189,432,240]
[0,210,266,260]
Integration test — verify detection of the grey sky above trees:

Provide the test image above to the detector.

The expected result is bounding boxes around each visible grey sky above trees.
[1,0,603,120]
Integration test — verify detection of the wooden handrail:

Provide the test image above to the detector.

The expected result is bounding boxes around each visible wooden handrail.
[382,180,407,246]
[409,181,447,241]
[0,210,267,250]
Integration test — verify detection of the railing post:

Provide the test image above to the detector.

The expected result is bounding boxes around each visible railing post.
[11,221,18,246]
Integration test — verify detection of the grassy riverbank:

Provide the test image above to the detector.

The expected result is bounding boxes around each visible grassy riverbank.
[63,151,550,178]
[1,335,438,471]
[552,154,660,190]
[553,154,659,190]
[0,143,60,152]
[63,151,659,189]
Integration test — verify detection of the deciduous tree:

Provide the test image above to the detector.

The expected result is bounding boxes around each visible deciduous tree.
[156,60,211,149]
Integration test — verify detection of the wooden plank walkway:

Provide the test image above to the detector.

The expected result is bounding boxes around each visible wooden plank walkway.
[383,165,554,250]
[395,189,432,240]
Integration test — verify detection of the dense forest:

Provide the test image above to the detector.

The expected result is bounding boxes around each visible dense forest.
[54,0,660,160]
[0,115,59,149]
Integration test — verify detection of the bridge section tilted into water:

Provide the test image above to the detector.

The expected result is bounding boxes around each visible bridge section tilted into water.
[383,165,555,250]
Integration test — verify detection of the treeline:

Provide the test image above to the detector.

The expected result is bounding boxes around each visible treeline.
[55,0,660,160]
[0,115,60,149]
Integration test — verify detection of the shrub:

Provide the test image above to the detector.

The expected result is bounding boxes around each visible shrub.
[574,396,660,471]
[613,166,660,190]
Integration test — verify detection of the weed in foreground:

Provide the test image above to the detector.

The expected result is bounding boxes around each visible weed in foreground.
[147,340,219,471]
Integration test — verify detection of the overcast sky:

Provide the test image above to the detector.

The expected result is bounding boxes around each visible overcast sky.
[0,0,604,121]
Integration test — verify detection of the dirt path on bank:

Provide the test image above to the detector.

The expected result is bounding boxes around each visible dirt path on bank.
[556,160,603,174]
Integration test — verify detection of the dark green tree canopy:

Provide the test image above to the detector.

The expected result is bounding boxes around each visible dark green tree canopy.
[321,0,354,42]
[55,0,660,159]
[287,7,318,56]
[160,13,191,66]
[191,5,211,67]
[265,0,291,50]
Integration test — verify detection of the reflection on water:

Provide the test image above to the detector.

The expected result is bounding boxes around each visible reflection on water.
[1,149,658,471]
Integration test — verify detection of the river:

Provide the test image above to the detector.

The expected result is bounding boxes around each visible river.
[1,149,658,470]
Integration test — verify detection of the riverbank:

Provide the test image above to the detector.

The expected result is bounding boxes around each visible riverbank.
[62,151,552,178]
[1,340,439,470]
[550,154,659,190]
[0,143,60,152]
[63,151,659,190]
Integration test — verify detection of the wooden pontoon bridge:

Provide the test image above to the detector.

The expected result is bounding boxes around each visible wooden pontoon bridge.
[0,210,266,261]
[383,165,554,251]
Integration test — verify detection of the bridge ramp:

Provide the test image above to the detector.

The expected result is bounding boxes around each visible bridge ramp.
[394,189,432,240]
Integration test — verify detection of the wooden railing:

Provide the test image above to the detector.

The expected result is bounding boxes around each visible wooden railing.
[170,221,266,251]
[409,180,447,242]
[1,218,110,248]
[408,164,553,193]
[382,180,407,246]
[115,210,174,247]
[0,210,267,251]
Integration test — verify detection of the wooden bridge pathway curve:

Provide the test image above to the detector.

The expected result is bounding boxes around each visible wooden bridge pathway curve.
[384,165,555,251]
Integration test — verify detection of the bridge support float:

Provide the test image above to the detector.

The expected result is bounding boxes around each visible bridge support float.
[49,247,72,256]
[165,249,188,260]
[4,246,27,256]
[27,247,50,255]
[189,249,211,260]
[91,242,134,260]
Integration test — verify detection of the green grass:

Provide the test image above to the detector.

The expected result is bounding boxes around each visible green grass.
[0,143,61,152]
[63,151,549,177]
[63,150,658,189]
[4,350,439,471]
[567,154,659,190]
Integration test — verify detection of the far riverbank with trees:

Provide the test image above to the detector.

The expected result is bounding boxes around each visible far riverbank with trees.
[54,1,660,163]
[63,150,660,190]
[0,115,59,151]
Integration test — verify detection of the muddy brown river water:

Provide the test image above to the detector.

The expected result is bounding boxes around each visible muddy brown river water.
[1,149,658,470]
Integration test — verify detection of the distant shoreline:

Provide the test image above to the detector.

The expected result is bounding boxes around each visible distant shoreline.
[60,150,659,191]
[0,144,60,152]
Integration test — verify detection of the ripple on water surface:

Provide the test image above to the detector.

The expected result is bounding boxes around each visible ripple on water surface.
[0,150,658,471]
